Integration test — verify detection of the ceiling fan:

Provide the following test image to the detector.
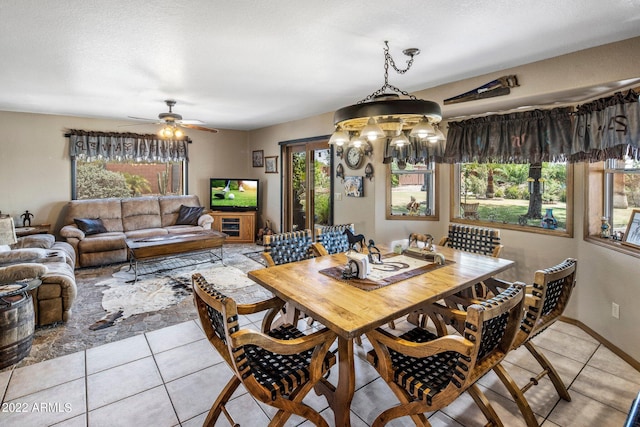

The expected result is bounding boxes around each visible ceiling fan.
[127,99,218,137]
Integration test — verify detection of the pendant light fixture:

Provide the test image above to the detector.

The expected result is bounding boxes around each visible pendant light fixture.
[330,41,444,162]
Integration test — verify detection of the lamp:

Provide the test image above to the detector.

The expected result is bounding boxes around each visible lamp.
[0,216,17,249]
[330,41,443,162]
[158,124,184,139]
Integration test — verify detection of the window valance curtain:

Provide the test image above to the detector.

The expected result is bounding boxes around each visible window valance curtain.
[443,107,573,164]
[384,137,445,164]
[67,129,190,162]
[570,89,639,162]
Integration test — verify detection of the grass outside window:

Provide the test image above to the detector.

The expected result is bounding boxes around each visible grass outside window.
[452,162,573,237]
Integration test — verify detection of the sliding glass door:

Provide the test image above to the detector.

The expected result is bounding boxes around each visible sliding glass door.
[282,139,332,232]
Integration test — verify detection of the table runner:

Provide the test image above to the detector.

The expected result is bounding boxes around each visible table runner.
[319,253,454,291]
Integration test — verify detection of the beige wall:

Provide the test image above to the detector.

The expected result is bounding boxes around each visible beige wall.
[247,37,640,362]
[0,112,249,232]
[1,37,639,362]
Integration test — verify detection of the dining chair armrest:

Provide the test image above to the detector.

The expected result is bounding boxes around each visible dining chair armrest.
[232,327,336,356]
[438,236,449,246]
[237,295,284,315]
[237,296,286,332]
[367,327,473,360]
[483,277,513,295]
[492,244,504,258]
[422,301,469,334]
[443,293,482,308]
[311,242,329,257]
[262,252,276,267]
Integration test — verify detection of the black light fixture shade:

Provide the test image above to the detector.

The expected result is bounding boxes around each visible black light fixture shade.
[334,98,442,131]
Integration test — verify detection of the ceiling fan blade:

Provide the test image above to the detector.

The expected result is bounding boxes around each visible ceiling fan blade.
[118,123,151,128]
[127,115,158,122]
[181,124,219,134]
[178,119,205,125]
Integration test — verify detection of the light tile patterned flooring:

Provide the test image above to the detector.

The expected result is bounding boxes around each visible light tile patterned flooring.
[1,314,638,426]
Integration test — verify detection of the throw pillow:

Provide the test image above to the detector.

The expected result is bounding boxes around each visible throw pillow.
[74,218,108,235]
[175,205,203,226]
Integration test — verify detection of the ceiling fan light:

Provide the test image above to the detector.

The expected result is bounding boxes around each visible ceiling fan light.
[409,117,436,139]
[361,117,385,141]
[174,128,184,138]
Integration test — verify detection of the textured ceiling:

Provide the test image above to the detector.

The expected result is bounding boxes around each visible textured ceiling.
[1,0,639,131]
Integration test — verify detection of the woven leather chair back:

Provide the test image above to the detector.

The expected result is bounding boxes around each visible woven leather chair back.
[441,224,502,257]
[315,224,355,255]
[192,273,240,369]
[263,229,314,266]
[462,284,525,376]
[518,258,577,345]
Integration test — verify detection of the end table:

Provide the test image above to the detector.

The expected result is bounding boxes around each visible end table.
[0,279,41,369]
[15,224,51,237]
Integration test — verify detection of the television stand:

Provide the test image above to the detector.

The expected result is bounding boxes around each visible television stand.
[209,211,256,243]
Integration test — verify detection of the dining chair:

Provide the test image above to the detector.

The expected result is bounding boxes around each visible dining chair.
[314,223,355,255]
[485,258,577,427]
[262,229,324,266]
[443,224,504,300]
[262,229,326,327]
[365,283,525,427]
[436,258,578,427]
[192,273,337,427]
[438,223,503,258]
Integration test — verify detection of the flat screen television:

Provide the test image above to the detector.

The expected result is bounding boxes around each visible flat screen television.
[209,178,259,212]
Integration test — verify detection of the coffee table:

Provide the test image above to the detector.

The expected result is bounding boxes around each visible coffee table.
[125,231,227,283]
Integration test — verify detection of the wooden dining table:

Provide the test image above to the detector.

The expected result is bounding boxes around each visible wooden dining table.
[247,245,515,426]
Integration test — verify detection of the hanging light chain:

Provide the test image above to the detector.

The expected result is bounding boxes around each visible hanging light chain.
[357,41,419,104]
[385,40,416,75]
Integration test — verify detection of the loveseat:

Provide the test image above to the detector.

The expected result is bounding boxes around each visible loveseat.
[60,195,213,268]
[0,234,77,325]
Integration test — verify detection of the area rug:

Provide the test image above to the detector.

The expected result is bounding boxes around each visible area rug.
[18,243,266,368]
[243,249,267,266]
[89,254,266,330]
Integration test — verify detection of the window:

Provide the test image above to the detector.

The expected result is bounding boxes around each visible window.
[602,157,640,238]
[386,159,437,220]
[453,161,573,236]
[72,159,186,199]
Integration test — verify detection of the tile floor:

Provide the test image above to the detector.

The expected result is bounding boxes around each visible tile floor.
[1,314,638,427]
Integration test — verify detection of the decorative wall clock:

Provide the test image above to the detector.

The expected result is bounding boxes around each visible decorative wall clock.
[345,146,364,169]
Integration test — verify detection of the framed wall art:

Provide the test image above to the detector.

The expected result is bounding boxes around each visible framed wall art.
[264,156,278,174]
[252,150,264,167]
[344,175,363,197]
[622,209,640,249]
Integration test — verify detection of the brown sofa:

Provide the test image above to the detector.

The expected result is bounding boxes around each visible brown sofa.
[60,195,213,268]
[0,234,77,325]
